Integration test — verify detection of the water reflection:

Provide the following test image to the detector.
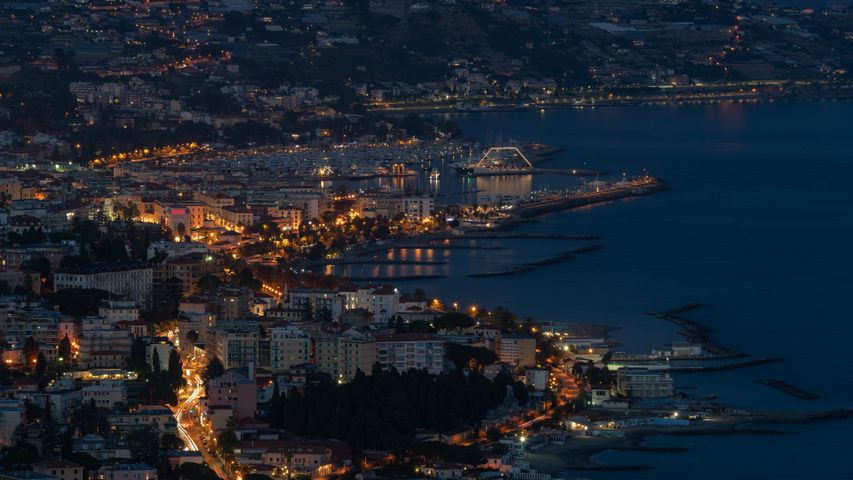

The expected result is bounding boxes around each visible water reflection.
[475,174,533,202]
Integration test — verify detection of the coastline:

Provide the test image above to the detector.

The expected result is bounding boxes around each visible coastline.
[367,82,853,115]
[527,409,853,475]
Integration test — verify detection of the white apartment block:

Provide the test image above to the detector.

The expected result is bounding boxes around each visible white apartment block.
[81,380,127,409]
[375,333,444,375]
[54,264,153,305]
[269,324,310,372]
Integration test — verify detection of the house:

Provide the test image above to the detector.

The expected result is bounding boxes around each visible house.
[0,472,56,480]
[588,385,612,406]
[106,405,176,434]
[72,434,132,460]
[98,463,157,480]
[419,462,466,479]
[32,460,83,480]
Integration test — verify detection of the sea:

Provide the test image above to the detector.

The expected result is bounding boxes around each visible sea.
[332,100,853,478]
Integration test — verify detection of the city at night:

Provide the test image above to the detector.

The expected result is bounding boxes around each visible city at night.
[0,1,851,479]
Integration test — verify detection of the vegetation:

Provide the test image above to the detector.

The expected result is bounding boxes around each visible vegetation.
[268,366,527,450]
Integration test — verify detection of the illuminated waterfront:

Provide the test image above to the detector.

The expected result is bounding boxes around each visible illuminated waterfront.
[332,101,853,476]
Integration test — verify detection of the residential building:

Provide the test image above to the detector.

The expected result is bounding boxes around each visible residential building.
[0,399,23,447]
[207,370,257,420]
[269,324,310,373]
[374,333,444,374]
[616,368,675,398]
[98,299,139,323]
[98,464,157,480]
[498,335,537,368]
[54,263,153,306]
[32,460,84,480]
[81,380,127,409]
[211,322,259,370]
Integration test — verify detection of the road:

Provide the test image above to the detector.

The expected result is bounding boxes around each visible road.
[172,371,229,479]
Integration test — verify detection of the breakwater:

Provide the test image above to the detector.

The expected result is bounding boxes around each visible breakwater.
[311,259,447,266]
[646,304,745,358]
[758,379,821,400]
[431,233,601,241]
[510,178,666,220]
[669,357,783,373]
[468,245,603,277]
[347,274,447,282]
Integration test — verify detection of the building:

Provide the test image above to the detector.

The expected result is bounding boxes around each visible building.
[419,462,465,479]
[18,388,82,421]
[72,434,132,461]
[0,399,23,447]
[498,335,536,368]
[32,460,84,480]
[211,322,259,370]
[374,333,444,375]
[269,324,310,373]
[207,369,257,421]
[337,330,376,381]
[98,464,157,480]
[155,252,220,294]
[54,263,153,306]
[524,369,550,391]
[233,439,350,478]
[98,299,139,323]
[106,405,176,434]
[0,473,57,480]
[616,368,675,398]
[353,285,399,325]
[288,289,342,319]
[81,380,127,410]
[77,317,133,369]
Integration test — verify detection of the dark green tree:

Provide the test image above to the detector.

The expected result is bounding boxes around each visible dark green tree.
[204,357,225,381]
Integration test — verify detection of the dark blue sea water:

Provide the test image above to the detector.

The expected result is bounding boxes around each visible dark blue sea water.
[341,101,853,477]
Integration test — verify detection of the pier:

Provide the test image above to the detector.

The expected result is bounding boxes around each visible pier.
[508,177,666,220]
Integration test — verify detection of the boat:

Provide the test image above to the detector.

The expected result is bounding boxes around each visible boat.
[429,168,441,181]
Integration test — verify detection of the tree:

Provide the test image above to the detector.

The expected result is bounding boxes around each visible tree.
[127,337,150,375]
[204,357,225,381]
[445,343,498,370]
[434,312,475,334]
[161,432,184,450]
[178,463,220,480]
[217,428,238,458]
[49,288,110,317]
[58,335,72,364]
[269,381,283,428]
[23,337,38,366]
[151,349,162,376]
[167,349,184,390]
[197,274,221,291]
[35,352,48,381]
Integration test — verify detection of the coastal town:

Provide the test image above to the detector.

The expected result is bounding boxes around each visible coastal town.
[0,1,851,480]
[0,125,845,480]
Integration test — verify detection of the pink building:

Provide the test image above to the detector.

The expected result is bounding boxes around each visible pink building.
[207,370,257,420]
